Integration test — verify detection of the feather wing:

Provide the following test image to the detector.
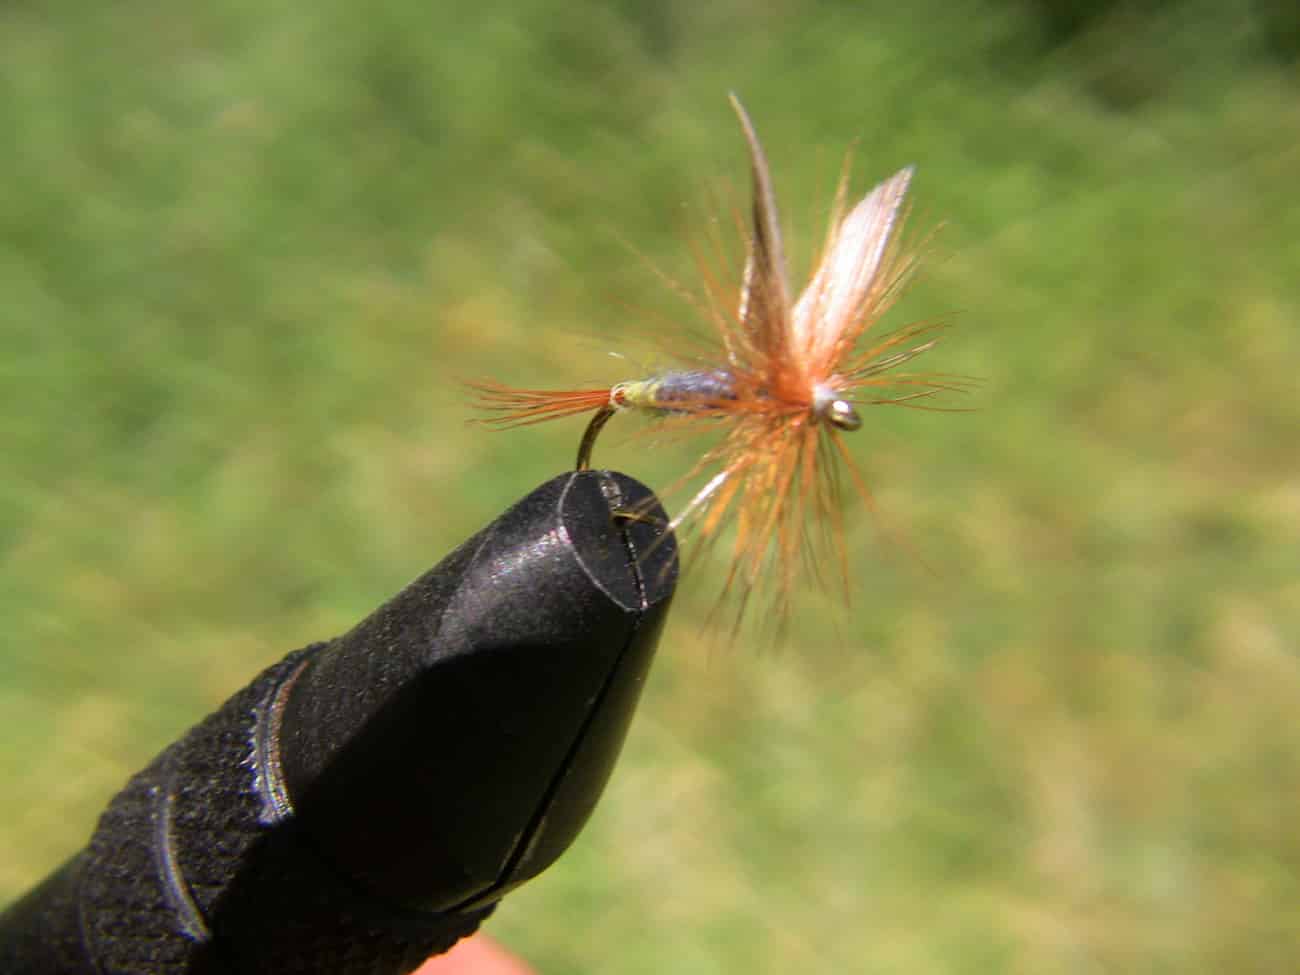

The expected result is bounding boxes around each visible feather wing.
[729,95,794,371]
[792,166,913,374]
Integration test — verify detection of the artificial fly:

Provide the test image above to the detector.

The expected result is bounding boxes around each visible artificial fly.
[472,95,970,620]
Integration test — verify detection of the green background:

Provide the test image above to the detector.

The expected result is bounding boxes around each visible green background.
[3,1,1298,971]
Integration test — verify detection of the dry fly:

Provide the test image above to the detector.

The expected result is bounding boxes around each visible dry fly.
[472,95,970,623]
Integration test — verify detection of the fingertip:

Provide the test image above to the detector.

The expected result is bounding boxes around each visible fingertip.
[415,935,535,975]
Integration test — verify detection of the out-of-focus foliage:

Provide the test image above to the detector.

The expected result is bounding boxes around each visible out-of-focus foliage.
[2,1,1297,971]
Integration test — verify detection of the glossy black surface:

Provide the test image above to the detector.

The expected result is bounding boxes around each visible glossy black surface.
[277,470,677,910]
[0,471,677,973]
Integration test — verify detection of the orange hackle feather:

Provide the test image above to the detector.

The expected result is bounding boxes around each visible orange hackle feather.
[470,95,973,629]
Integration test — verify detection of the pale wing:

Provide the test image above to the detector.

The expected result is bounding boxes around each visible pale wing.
[730,94,793,364]
[792,166,913,371]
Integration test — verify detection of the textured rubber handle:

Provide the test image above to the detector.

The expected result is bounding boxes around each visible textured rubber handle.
[0,645,488,975]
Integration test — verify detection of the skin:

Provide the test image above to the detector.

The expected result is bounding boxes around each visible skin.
[414,935,535,975]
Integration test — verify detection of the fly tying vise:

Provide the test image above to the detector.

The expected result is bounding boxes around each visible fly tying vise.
[472,95,970,613]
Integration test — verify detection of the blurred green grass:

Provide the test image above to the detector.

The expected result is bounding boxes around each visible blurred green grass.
[2,0,1298,971]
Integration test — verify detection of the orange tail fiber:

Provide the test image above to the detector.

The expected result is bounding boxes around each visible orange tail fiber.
[468,381,613,429]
